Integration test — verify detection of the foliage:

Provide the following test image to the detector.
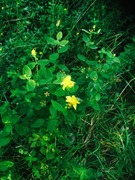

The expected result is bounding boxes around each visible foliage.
[0,0,135,179]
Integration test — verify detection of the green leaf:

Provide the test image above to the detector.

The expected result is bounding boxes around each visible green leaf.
[23,65,32,77]
[0,137,10,146]
[58,40,69,46]
[113,57,120,63]
[58,64,69,72]
[0,161,14,171]
[5,124,12,133]
[82,33,90,43]
[95,93,101,101]
[51,100,64,112]
[90,99,100,110]
[58,45,69,53]
[89,44,98,49]
[31,119,44,128]
[49,105,57,118]
[37,59,50,66]
[11,114,20,125]
[28,62,36,69]
[15,124,28,136]
[103,63,109,70]
[1,114,10,124]
[39,79,51,85]
[65,110,76,123]
[26,79,36,91]
[46,37,57,45]
[56,31,63,40]
[45,68,53,79]
[90,71,98,81]
[54,88,66,97]
[49,53,59,63]
[77,54,87,61]
[47,119,58,132]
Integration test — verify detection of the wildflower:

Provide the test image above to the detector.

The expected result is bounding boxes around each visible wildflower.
[56,20,61,27]
[66,95,80,110]
[76,32,79,36]
[39,51,43,55]
[40,100,46,107]
[31,48,37,58]
[61,75,75,90]
[44,91,50,97]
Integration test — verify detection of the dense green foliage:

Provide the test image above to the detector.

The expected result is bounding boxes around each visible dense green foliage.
[0,0,135,179]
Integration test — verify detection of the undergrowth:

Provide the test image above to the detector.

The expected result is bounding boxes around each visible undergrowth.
[0,0,135,179]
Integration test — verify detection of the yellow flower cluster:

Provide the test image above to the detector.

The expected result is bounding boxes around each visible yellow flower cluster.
[60,75,81,110]
[66,95,80,110]
[61,75,75,90]
[31,48,37,58]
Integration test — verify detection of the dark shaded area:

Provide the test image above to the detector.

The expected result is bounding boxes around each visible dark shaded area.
[119,0,135,16]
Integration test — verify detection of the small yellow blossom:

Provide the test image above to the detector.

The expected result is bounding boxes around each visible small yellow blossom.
[39,51,43,55]
[61,75,75,90]
[56,20,61,27]
[31,48,37,57]
[66,95,80,110]
[44,91,50,97]
[40,100,46,106]
[76,32,79,36]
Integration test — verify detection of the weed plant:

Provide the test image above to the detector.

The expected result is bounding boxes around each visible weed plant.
[0,0,135,179]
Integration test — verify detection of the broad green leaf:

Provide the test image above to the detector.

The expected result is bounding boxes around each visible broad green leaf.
[46,37,57,45]
[77,54,87,61]
[26,79,36,91]
[39,79,52,85]
[15,124,28,136]
[28,62,36,69]
[23,65,32,77]
[45,68,53,79]
[90,71,98,81]
[10,114,20,124]
[90,99,100,110]
[1,114,10,124]
[58,45,69,53]
[49,105,57,117]
[113,57,120,63]
[95,93,101,101]
[65,110,76,123]
[54,88,66,96]
[47,118,58,132]
[58,40,69,46]
[5,124,12,133]
[103,63,109,70]
[51,100,64,112]
[37,59,50,66]
[0,161,14,171]
[0,137,10,146]
[56,31,63,40]
[82,33,90,43]
[31,119,44,128]
[49,53,59,62]
[58,64,69,72]
[89,44,98,49]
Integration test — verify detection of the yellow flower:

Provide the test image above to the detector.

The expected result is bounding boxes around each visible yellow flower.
[61,75,75,90]
[44,91,50,97]
[31,48,37,57]
[56,20,61,27]
[66,95,80,110]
